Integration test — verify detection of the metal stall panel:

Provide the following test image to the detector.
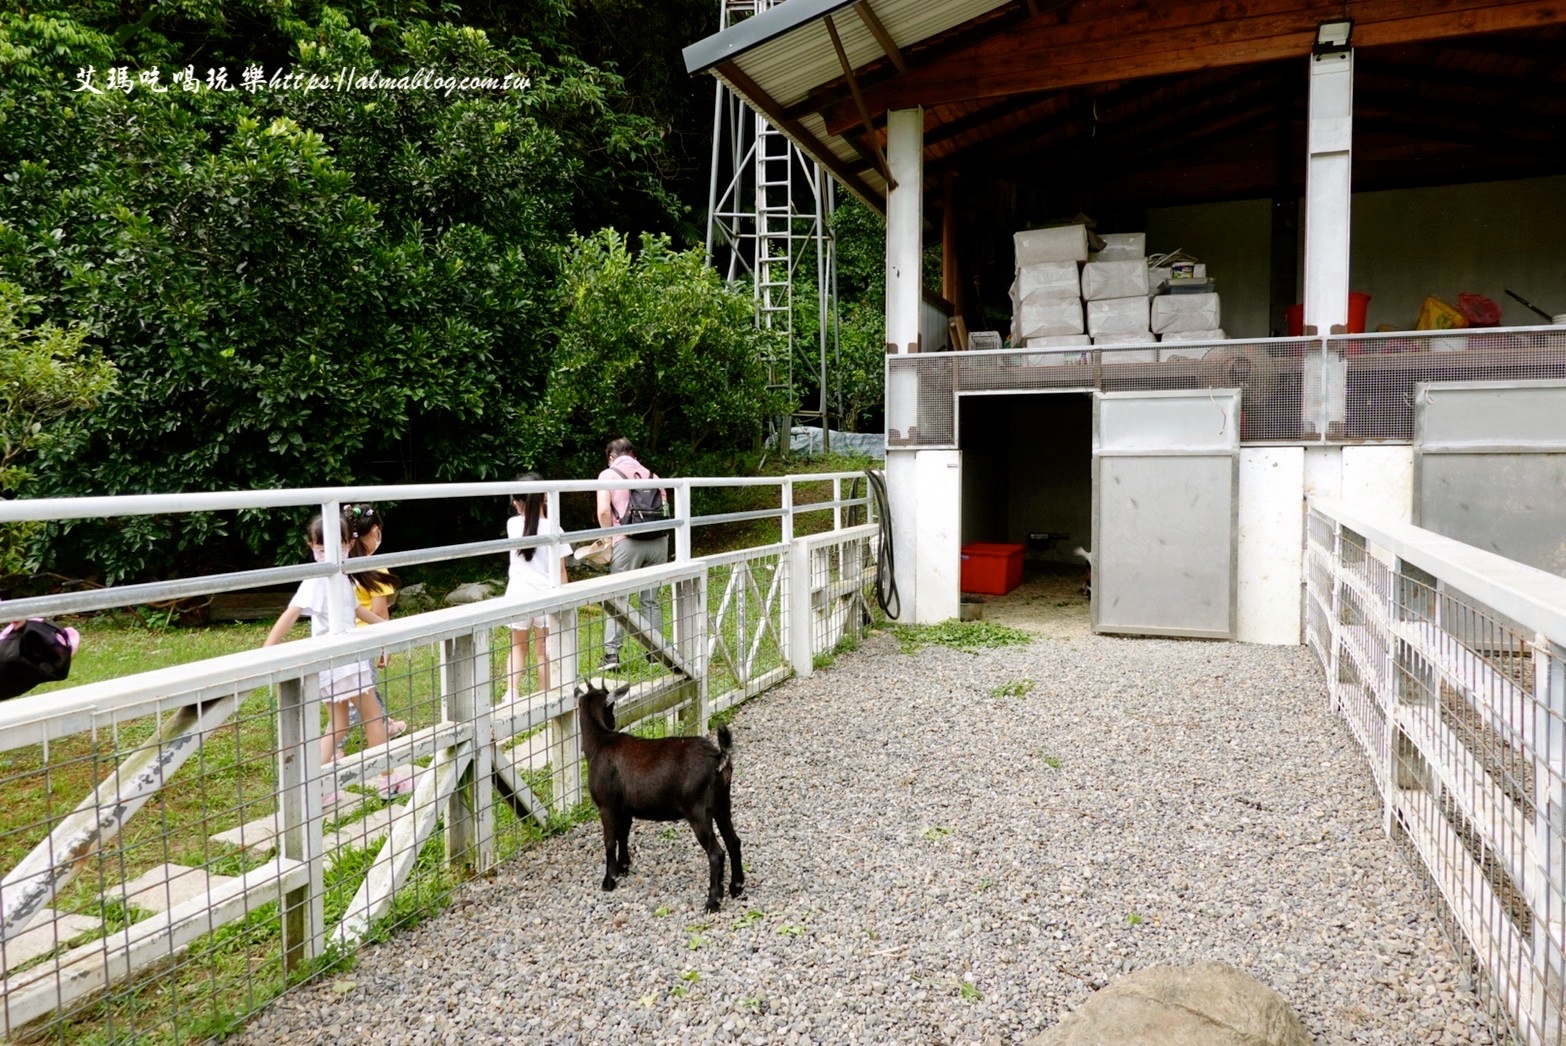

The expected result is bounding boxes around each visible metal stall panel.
[1093,389,1241,638]
[1414,379,1566,578]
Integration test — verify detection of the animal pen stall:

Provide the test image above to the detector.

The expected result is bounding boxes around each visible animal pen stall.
[0,474,881,1041]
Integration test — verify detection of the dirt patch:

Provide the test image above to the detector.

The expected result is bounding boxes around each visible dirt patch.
[965,563,1092,638]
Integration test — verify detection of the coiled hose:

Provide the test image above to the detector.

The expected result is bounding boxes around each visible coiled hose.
[859,467,899,620]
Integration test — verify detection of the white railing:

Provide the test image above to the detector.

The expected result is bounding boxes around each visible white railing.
[0,474,882,1040]
[1306,497,1566,1045]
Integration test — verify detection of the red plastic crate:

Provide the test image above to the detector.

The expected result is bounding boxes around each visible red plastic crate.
[960,543,1024,595]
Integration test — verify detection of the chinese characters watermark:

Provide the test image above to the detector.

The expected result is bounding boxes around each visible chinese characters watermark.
[73,65,531,98]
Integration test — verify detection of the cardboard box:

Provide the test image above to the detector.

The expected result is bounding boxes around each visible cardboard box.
[1151,293,1221,334]
[1091,232,1146,261]
[1086,295,1150,336]
[1014,225,1089,266]
[1025,334,1092,347]
[1081,259,1149,301]
[1014,296,1084,339]
[1011,262,1081,301]
[961,543,1024,596]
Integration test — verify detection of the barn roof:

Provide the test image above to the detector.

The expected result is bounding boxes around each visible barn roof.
[683,0,1566,213]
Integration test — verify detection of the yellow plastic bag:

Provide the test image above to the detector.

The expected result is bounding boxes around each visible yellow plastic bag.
[1416,295,1465,331]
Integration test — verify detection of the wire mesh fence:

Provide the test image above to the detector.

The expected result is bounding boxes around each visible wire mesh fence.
[0,479,880,1042]
[888,326,1566,448]
[1306,498,1566,1044]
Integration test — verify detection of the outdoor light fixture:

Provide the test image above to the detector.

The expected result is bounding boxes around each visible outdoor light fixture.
[1312,19,1353,59]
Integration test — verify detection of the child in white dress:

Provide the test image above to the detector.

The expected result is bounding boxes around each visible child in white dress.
[505,473,567,700]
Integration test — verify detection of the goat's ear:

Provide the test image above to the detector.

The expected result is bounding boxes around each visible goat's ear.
[612,683,632,700]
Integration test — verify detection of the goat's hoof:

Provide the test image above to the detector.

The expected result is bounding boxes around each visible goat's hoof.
[616,862,630,875]
[704,899,721,913]
[601,877,617,892]
[730,881,745,897]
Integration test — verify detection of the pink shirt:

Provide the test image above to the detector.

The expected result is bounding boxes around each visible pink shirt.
[599,454,650,544]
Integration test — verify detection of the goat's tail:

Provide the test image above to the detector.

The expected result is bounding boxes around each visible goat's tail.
[715,724,734,774]
[1073,546,1094,565]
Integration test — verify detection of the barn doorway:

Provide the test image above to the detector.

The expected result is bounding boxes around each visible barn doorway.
[957,390,1093,636]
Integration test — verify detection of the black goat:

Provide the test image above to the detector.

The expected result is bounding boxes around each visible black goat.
[576,680,744,912]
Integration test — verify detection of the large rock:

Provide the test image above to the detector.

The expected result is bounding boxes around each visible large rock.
[444,581,496,605]
[1032,962,1312,1046]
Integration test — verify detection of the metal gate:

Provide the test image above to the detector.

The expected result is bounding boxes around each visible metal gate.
[1092,389,1241,638]
[1414,378,1566,579]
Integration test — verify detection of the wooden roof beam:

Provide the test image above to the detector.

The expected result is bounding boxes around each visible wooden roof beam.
[824,14,897,191]
[854,1,906,73]
[821,0,1566,136]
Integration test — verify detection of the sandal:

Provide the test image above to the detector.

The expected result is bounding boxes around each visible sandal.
[377,766,415,800]
[386,719,408,741]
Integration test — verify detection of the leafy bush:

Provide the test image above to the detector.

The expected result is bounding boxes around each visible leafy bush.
[520,229,790,482]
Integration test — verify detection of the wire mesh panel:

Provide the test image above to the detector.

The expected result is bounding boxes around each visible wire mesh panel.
[1306,498,1566,1045]
[889,331,1566,449]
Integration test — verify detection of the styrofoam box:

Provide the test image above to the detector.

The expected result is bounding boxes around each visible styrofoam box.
[1147,266,1171,295]
[1158,345,1217,362]
[1081,259,1149,301]
[1151,292,1220,334]
[1025,334,1092,347]
[1095,347,1158,364]
[1011,261,1081,302]
[1091,232,1146,260]
[1014,296,1083,339]
[1160,328,1226,342]
[1092,330,1155,345]
[1014,225,1089,266]
[1086,295,1149,336]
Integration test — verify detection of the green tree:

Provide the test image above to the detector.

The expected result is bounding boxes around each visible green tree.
[523,229,789,481]
[0,281,116,573]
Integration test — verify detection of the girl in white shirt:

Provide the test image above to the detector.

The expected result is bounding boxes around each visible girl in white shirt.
[505,473,567,700]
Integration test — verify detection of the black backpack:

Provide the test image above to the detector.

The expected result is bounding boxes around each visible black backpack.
[611,467,668,540]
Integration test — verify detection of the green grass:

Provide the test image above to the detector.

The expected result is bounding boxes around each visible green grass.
[991,678,1035,698]
[892,619,1033,654]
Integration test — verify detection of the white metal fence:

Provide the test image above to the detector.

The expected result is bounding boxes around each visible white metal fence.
[0,474,881,1041]
[1305,497,1566,1044]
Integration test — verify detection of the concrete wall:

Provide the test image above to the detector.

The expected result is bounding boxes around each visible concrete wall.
[1145,174,1566,339]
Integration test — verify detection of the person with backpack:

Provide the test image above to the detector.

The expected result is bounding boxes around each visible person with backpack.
[595,436,668,671]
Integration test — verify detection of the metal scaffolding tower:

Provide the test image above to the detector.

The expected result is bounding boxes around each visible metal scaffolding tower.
[705,0,838,445]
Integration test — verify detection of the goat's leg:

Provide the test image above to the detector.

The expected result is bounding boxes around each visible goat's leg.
[599,810,621,891]
[614,817,632,876]
[687,815,726,913]
[715,785,745,897]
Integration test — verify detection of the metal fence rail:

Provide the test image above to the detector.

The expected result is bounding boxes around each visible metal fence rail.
[0,477,880,1041]
[1306,496,1566,1044]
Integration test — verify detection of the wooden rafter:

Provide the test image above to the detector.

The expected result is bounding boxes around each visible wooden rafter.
[854,1,906,73]
[819,0,1566,135]
[825,14,897,190]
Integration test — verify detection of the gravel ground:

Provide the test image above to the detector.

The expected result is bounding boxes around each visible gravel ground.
[238,630,1502,1045]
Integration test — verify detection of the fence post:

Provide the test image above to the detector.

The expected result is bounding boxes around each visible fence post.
[674,481,692,563]
[781,477,794,545]
[277,675,325,972]
[443,630,493,875]
[788,537,814,677]
[674,576,708,735]
[549,607,582,815]
[1327,520,1344,711]
[1531,638,1566,1040]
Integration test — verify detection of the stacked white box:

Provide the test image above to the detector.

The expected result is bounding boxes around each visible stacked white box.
[1025,334,1092,347]
[1014,296,1084,339]
[1091,232,1146,261]
[1086,296,1149,337]
[1151,293,1221,334]
[1011,261,1081,301]
[1092,330,1155,345]
[1081,260,1149,301]
[1014,225,1090,265]
[1160,329,1226,342]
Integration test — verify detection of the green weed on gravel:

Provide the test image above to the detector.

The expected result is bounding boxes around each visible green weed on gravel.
[892,620,1032,654]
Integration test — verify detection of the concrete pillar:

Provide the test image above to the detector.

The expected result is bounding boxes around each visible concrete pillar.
[883,107,934,621]
[1302,46,1353,435]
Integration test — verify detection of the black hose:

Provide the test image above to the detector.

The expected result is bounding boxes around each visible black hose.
[863,468,900,620]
